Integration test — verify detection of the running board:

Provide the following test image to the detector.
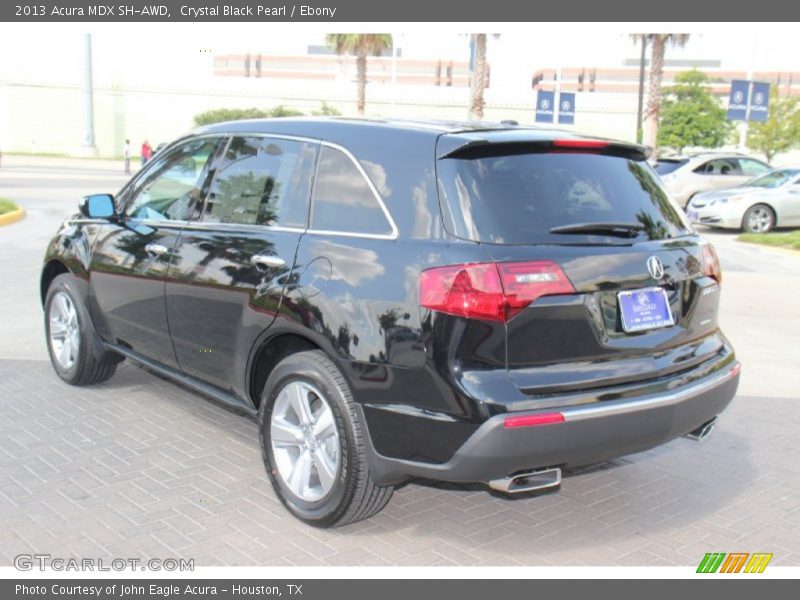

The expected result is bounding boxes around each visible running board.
[105,344,256,417]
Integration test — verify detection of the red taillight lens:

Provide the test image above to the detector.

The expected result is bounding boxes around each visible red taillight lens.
[497,261,576,319]
[504,412,565,428]
[419,261,575,322]
[701,243,722,284]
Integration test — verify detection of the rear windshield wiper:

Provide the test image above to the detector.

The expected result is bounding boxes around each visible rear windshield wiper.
[549,222,647,238]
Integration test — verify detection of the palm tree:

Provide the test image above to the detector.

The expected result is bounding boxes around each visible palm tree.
[468,34,489,120]
[326,34,393,116]
[631,34,690,152]
[467,34,500,120]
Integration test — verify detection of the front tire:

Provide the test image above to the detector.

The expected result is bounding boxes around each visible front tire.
[742,204,776,233]
[258,350,393,527]
[44,274,117,385]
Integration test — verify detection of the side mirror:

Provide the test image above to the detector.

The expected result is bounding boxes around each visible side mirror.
[80,194,116,219]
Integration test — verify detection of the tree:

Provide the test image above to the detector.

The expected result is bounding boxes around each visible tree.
[631,34,690,152]
[326,34,393,116]
[469,34,488,120]
[747,87,800,163]
[658,70,732,154]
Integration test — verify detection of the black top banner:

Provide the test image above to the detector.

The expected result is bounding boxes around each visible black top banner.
[2,0,799,21]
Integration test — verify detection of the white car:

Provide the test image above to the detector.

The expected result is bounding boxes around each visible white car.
[686,168,800,233]
[656,153,771,208]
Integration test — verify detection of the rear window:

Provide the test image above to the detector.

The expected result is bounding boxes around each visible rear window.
[437,152,691,245]
[654,159,688,175]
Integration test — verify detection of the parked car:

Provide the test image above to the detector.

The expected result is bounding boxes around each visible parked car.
[656,152,771,208]
[687,167,800,233]
[40,118,740,527]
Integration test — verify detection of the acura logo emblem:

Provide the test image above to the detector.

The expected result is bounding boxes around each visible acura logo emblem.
[647,256,665,280]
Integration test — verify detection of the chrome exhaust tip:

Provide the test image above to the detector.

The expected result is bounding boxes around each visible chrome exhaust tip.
[684,417,717,442]
[488,467,562,494]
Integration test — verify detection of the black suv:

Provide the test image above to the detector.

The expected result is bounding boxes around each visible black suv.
[41,118,740,527]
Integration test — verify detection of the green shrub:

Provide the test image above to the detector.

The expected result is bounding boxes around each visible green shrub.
[193,102,339,126]
[312,101,342,116]
[0,198,19,215]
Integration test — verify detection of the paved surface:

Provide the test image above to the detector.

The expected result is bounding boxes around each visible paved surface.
[1,155,799,566]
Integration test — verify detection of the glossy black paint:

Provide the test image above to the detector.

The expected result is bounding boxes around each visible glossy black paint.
[41,118,739,483]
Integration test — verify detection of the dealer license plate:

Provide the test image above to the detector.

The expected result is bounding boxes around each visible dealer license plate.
[618,287,674,332]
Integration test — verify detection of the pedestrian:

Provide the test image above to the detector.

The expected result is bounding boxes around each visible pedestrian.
[123,139,131,174]
[140,140,153,166]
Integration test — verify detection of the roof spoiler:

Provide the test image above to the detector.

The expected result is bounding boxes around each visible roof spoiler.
[438,138,652,162]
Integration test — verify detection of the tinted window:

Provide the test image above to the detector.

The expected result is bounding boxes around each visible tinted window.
[437,152,691,245]
[654,159,687,175]
[738,158,771,177]
[125,138,219,220]
[693,158,740,176]
[311,146,393,235]
[204,136,317,227]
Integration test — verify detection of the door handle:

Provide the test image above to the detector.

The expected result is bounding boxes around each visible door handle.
[145,243,170,256]
[250,254,286,270]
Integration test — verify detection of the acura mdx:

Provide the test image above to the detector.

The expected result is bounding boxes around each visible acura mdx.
[41,118,740,527]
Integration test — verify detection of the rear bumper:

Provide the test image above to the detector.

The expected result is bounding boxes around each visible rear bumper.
[365,361,740,485]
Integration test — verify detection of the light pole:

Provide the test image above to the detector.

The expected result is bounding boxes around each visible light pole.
[81,33,98,156]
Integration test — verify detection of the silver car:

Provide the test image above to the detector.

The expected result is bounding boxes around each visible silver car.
[656,153,771,208]
[687,168,800,233]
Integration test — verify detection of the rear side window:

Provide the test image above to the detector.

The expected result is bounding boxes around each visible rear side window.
[203,136,317,227]
[437,151,691,245]
[654,159,687,175]
[311,146,393,236]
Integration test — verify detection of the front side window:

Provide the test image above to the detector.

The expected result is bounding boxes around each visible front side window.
[694,158,740,176]
[310,146,393,236]
[203,136,318,227]
[125,138,220,220]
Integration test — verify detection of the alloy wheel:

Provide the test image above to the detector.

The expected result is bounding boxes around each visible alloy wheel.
[49,291,80,370]
[270,380,341,502]
[746,206,774,233]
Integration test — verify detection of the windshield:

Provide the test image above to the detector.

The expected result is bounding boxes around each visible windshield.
[437,151,692,245]
[747,169,800,188]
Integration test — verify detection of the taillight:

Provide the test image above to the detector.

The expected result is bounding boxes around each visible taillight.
[701,243,722,284]
[419,261,575,322]
[496,262,576,319]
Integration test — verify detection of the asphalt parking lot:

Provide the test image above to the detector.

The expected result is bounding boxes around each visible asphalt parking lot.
[1,155,799,566]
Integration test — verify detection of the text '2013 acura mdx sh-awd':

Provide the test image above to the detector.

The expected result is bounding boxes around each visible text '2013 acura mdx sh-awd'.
[41,118,740,527]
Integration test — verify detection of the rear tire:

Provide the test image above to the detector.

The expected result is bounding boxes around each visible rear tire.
[44,274,118,386]
[742,204,775,233]
[258,350,393,527]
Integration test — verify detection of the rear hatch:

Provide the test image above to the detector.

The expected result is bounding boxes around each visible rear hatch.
[435,135,725,396]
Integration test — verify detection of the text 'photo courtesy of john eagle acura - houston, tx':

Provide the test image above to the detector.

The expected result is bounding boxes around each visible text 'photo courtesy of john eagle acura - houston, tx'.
[40,117,740,527]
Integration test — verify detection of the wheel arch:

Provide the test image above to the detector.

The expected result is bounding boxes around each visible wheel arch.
[247,331,327,410]
[40,259,72,305]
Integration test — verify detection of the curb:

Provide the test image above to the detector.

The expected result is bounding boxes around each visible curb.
[0,208,26,227]
[736,238,799,256]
